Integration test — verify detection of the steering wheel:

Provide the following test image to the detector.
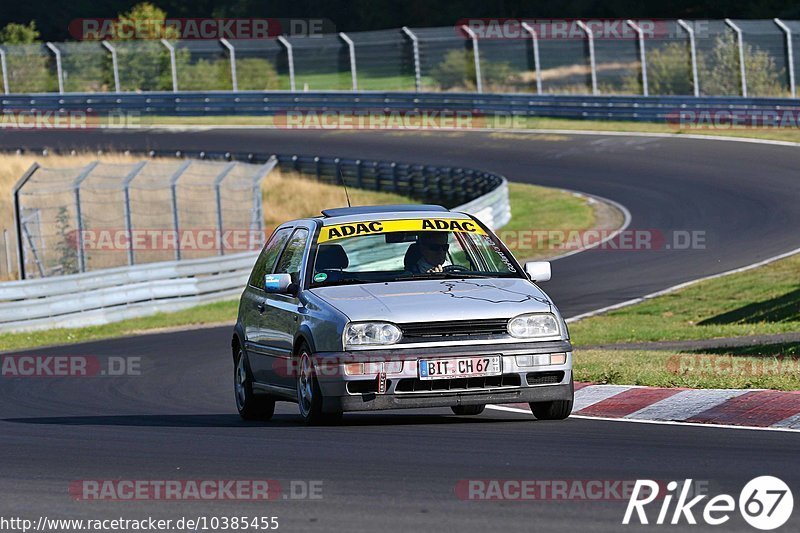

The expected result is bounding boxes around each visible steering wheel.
[442,264,469,272]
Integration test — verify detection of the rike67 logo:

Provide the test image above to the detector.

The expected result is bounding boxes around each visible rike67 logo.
[624,477,793,530]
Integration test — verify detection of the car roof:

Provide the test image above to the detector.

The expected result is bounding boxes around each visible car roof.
[320,204,449,217]
[316,204,473,226]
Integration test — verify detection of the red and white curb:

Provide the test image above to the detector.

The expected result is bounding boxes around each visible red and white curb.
[491,383,800,432]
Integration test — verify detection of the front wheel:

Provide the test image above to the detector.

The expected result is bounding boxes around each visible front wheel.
[529,399,573,420]
[234,349,275,421]
[296,345,342,425]
[451,405,485,416]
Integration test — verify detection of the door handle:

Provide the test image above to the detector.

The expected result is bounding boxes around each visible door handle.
[257,302,266,313]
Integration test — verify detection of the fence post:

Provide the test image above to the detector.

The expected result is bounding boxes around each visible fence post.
[101,41,120,92]
[576,21,598,95]
[219,38,238,91]
[160,39,178,92]
[11,163,39,279]
[339,32,358,91]
[122,161,146,266]
[214,162,237,256]
[626,20,649,96]
[460,25,482,93]
[251,156,278,250]
[774,18,795,98]
[520,22,542,94]
[169,160,191,261]
[3,229,12,279]
[45,42,64,94]
[73,161,100,273]
[725,19,747,97]
[277,36,296,91]
[677,20,700,97]
[0,47,9,94]
[401,27,422,92]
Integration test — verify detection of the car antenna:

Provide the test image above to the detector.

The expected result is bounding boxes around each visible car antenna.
[338,166,352,208]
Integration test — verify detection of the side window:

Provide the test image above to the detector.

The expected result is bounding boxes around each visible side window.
[274,228,310,284]
[248,227,292,288]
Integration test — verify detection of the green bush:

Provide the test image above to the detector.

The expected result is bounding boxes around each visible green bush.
[626,34,786,96]
[430,49,514,91]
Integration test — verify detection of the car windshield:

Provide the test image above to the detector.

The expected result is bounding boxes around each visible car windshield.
[310,217,522,287]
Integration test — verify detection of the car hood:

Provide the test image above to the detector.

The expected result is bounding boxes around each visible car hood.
[308,278,552,323]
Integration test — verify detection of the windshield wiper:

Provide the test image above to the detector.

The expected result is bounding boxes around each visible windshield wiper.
[395,272,493,281]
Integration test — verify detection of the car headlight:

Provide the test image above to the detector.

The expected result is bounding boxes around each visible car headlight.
[507,313,560,338]
[345,322,402,347]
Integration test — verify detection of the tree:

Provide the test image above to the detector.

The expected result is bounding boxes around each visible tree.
[0,21,40,44]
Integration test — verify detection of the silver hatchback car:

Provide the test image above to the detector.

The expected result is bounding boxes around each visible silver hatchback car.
[232,204,573,424]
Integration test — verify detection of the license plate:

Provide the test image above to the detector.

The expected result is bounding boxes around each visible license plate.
[419,356,501,380]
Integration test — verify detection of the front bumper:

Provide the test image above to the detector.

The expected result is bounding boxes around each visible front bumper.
[313,340,573,413]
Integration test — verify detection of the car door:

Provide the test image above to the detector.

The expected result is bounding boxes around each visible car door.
[255,226,311,389]
[242,226,293,384]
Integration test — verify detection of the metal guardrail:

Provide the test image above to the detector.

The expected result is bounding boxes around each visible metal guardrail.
[3,91,798,123]
[1,150,510,333]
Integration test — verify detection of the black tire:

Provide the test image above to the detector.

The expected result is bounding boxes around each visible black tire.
[529,399,573,420]
[296,343,342,426]
[529,377,574,420]
[234,348,276,421]
[451,405,486,416]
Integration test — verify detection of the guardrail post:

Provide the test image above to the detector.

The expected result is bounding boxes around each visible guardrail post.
[102,41,120,92]
[73,161,100,273]
[521,22,542,94]
[401,27,422,92]
[45,42,64,94]
[677,20,700,97]
[160,39,178,92]
[214,162,237,256]
[725,19,747,97]
[774,18,796,98]
[626,20,649,96]
[461,25,482,93]
[0,48,9,94]
[277,36,296,91]
[169,160,191,261]
[122,161,146,266]
[11,163,39,279]
[576,21,598,95]
[339,32,358,91]
[220,38,238,91]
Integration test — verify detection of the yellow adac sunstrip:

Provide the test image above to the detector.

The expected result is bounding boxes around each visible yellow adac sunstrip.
[318,218,486,243]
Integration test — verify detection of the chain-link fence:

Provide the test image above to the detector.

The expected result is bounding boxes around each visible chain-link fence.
[1,20,796,97]
[12,158,276,279]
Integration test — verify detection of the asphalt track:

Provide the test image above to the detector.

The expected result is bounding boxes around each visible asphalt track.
[1,128,799,532]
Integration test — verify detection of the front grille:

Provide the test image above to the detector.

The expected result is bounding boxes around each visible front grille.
[400,319,509,339]
[526,371,565,386]
[395,373,521,393]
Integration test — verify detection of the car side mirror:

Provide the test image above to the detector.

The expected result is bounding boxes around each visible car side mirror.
[525,261,551,282]
[264,273,295,294]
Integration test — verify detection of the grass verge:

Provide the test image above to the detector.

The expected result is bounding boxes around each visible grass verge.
[135,115,800,144]
[569,253,800,346]
[574,348,800,391]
